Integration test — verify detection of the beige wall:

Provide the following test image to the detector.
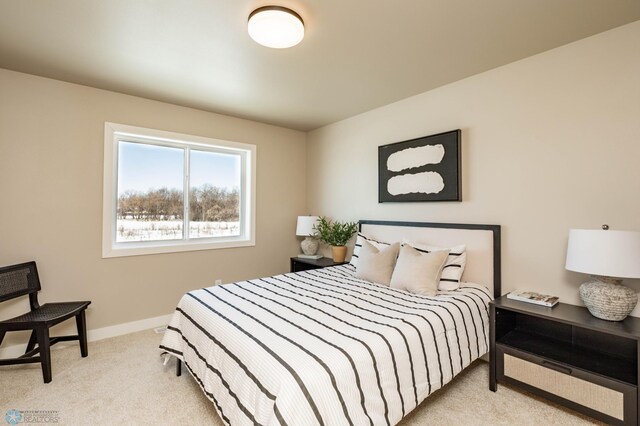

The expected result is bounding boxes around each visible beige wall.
[0,69,306,344]
[307,22,640,314]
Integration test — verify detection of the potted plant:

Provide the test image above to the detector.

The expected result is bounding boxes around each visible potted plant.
[313,217,358,262]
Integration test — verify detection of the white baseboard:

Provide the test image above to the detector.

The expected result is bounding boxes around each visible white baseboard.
[87,313,173,341]
[0,313,173,359]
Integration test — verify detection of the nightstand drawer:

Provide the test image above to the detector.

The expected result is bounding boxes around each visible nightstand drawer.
[497,346,636,425]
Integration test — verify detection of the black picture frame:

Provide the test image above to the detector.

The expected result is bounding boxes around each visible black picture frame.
[378,129,461,202]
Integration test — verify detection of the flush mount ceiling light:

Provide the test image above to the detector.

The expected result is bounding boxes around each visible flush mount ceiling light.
[248,6,304,49]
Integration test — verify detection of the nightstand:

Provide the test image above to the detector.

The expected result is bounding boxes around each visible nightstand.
[290,257,347,273]
[490,295,640,425]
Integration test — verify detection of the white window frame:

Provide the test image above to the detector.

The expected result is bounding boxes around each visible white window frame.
[102,122,256,258]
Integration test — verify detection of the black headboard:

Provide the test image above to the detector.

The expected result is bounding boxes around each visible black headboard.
[358,220,501,298]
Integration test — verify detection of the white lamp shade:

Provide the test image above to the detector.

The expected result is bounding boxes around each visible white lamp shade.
[566,229,640,279]
[248,6,304,49]
[296,216,319,236]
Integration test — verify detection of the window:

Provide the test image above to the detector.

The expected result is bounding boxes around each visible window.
[103,122,256,257]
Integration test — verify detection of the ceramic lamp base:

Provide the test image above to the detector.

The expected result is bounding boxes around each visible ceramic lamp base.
[301,236,319,256]
[579,276,638,321]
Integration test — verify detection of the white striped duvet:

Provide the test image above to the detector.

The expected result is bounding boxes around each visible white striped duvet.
[160,264,491,426]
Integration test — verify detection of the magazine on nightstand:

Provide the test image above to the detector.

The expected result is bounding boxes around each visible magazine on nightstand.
[507,290,559,307]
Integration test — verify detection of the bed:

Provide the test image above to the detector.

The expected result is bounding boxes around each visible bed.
[160,220,501,425]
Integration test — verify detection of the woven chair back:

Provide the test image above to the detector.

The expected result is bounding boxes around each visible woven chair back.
[0,261,41,303]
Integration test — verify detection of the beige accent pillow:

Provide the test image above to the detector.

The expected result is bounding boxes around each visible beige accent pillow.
[390,245,450,296]
[402,240,467,291]
[355,240,400,285]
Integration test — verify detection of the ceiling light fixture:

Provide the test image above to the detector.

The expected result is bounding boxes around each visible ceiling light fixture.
[248,6,304,49]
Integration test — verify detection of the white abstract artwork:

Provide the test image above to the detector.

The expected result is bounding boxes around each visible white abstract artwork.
[387,171,445,195]
[386,144,445,172]
[378,130,460,202]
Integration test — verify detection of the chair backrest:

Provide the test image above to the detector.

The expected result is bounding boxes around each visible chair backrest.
[0,261,41,303]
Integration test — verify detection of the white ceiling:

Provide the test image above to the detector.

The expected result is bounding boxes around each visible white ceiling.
[0,1,638,131]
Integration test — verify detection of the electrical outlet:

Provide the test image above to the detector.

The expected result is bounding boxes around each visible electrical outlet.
[214,279,222,285]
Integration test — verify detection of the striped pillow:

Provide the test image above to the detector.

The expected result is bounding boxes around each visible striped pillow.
[349,233,393,268]
[402,240,467,291]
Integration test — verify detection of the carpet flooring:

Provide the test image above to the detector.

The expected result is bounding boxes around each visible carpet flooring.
[1,329,601,425]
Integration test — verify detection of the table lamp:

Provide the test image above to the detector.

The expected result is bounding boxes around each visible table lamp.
[296,216,321,259]
[565,225,640,321]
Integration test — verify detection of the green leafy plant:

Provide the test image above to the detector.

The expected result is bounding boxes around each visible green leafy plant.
[313,216,358,247]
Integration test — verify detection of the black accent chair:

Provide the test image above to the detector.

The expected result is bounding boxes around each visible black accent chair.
[0,261,91,383]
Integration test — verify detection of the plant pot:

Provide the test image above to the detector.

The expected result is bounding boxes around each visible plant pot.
[332,246,348,263]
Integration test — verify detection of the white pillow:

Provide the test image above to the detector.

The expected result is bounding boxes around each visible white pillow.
[350,233,393,268]
[390,245,450,296]
[354,240,400,285]
[402,239,467,291]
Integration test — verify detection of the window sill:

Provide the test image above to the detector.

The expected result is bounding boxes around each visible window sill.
[101,237,255,258]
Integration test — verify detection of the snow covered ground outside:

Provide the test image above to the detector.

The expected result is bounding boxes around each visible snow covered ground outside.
[116,219,240,242]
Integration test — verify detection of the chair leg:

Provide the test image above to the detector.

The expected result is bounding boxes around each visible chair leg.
[176,359,182,376]
[36,327,52,383]
[75,310,88,358]
[25,330,37,354]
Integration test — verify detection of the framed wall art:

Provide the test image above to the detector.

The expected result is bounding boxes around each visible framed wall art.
[378,129,461,202]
